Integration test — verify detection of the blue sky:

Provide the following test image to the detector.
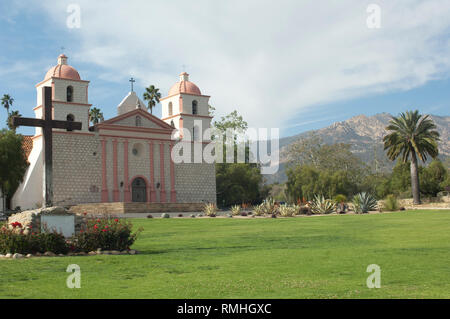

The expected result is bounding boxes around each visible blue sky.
[0,0,449,137]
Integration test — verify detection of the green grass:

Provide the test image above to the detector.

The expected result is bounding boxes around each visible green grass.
[1,210,449,298]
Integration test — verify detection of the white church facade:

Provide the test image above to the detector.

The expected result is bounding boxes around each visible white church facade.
[12,54,216,210]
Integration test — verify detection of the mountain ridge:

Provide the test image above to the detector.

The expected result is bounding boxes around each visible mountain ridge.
[268,112,450,184]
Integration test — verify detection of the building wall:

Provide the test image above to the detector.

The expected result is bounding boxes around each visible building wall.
[52,132,102,205]
[11,137,44,210]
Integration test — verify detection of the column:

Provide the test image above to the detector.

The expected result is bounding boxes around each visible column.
[123,139,131,202]
[112,139,119,202]
[148,140,156,202]
[169,141,177,203]
[101,139,109,202]
[159,141,167,203]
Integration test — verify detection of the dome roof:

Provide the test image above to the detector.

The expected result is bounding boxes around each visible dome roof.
[168,72,201,96]
[44,54,81,81]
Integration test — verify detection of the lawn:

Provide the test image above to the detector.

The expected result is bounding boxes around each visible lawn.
[1,210,449,299]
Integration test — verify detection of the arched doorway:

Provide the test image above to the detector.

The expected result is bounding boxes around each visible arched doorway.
[131,177,147,202]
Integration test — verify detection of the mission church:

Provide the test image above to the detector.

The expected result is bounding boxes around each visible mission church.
[12,54,216,210]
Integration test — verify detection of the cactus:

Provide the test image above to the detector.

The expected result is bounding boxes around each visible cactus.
[352,192,377,214]
[311,195,336,214]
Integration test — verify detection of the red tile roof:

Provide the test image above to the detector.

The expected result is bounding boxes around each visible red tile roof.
[22,135,33,159]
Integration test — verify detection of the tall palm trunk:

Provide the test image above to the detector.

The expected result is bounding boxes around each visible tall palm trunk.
[410,152,421,204]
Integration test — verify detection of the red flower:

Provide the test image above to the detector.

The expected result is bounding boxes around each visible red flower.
[114,219,119,222]
[97,219,101,222]
[94,224,99,229]
[102,229,107,232]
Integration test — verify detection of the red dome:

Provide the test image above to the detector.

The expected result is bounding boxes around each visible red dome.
[168,72,201,96]
[44,54,81,81]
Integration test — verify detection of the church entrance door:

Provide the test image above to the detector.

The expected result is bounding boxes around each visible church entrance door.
[131,177,147,202]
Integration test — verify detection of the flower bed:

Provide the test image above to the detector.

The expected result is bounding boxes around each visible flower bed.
[0,216,142,256]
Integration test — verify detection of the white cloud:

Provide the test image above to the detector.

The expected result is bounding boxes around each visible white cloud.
[32,0,450,129]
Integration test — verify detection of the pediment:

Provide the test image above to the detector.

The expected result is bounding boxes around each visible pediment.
[99,109,174,131]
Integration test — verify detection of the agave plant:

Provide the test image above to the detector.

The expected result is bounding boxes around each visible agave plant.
[279,204,297,217]
[203,203,217,217]
[252,204,265,216]
[311,195,336,214]
[231,205,241,216]
[260,198,278,215]
[352,192,377,214]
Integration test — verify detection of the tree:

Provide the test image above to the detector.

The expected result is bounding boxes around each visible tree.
[420,159,448,197]
[143,85,161,114]
[286,132,366,184]
[383,110,440,204]
[7,110,21,131]
[213,110,267,207]
[89,107,104,125]
[0,130,28,211]
[1,94,14,118]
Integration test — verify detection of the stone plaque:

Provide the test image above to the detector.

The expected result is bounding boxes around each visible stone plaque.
[41,215,75,238]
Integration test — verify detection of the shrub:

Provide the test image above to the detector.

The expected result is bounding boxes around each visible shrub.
[311,195,336,214]
[240,212,248,217]
[190,214,196,218]
[178,214,183,218]
[0,224,68,254]
[161,213,170,218]
[352,192,377,214]
[298,206,311,215]
[203,203,217,217]
[383,194,399,211]
[334,194,347,204]
[147,214,153,218]
[231,205,241,216]
[279,204,296,217]
[72,217,141,253]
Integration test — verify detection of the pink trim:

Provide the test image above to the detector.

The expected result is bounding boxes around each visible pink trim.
[101,139,109,202]
[123,140,131,202]
[179,118,184,138]
[97,124,172,134]
[35,77,89,88]
[112,139,119,202]
[161,113,213,121]
[149,141,156,202]
[159,142,167,202]
[100,108,174,129]
[179,95,183,113]
[169,142,177,203]
[159,92,210,101]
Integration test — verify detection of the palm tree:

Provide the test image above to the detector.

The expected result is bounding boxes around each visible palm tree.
[89,107,104,125]
[7,110,21,131]
[1,94,14,118]
[142,85,161,114]
[383,110,440,204]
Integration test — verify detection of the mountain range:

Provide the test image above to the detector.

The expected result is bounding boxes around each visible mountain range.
[266,113,450,184]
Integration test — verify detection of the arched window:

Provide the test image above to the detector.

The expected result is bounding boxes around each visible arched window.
[66,86,73,102]
[135,116,142,127]
[66,114,75,131]
[168,102,173,116]
[192,100,198,115]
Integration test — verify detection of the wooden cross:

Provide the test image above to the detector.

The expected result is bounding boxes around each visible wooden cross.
[129,77,136,92]
[11,87,82,207]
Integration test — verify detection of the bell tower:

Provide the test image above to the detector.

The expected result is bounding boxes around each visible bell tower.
[160,72,213,141]
[35,54,91,134]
